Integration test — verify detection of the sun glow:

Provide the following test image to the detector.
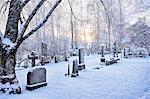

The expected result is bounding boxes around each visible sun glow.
[78,24,96,44]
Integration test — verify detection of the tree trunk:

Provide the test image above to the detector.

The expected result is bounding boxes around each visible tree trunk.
[0,0,22,94]
[0,47,21,94]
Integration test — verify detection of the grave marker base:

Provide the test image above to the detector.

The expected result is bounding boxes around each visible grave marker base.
[101,58,105,63]
[26,82,47,91]
[78,63,85,70]
[71,73,79,77]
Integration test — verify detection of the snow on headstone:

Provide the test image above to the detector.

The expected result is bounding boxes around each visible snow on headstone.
[26,67,47,91]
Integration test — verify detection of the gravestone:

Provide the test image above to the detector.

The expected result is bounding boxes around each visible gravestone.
[26,67,47,91]
[128,47,132,57]
[124,48,126,58]
[71,59,79,77]
[101,45,105,63]
[54,56,59,63]
[65,63,70,76]
[113,43,117,58]
[28,52,38,67]
[78,48,85,70]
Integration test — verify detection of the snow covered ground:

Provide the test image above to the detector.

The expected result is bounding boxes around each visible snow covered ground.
[0,55,150,99]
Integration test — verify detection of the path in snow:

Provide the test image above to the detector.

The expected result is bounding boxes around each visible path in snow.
[1,55,150,99]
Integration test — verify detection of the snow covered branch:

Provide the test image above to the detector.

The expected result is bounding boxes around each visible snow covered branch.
[22,0,62,41]
[20,0,30,10]
[0,0,10,14]
[17,0,46,41]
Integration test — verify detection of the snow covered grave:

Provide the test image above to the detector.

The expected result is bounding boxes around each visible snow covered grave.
[26,67,47,91]
[78,48,85,70]
[1,55,150,98]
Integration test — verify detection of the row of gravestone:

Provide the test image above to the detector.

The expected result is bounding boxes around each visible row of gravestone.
[26,48,85,91]
[123,48,147,58]
[100,44,120,66]
[26,52,68,67]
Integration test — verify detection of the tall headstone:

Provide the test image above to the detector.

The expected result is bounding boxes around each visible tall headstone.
[124,48,126,58]
[78,48,85,70]
[101,45,105,62]
[26,67,47,91]
[113,43,117,58]
[71,59,79,77]
[28,52,38,67]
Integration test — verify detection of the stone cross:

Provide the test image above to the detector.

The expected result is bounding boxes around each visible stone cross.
[28,52,38,67]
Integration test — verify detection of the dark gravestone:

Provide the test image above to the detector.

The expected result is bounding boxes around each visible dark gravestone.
[71,60,79,77]
[28,52,38,67]
[101,45,105,63]
[54,56,59,63]
[26,67,47,91]
[78,48,85,70]
[113,43,117,58]
[124,48,127,58]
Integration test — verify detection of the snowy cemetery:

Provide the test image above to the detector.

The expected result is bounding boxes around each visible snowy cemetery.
[0,0,150,99]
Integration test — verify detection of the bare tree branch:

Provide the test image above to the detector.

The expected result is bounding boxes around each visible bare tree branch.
[0,0,10,14]
[20,0,30,9]
[17,0,46,41]
[99,0,111,51]
[68,0,87,22]
[20,0,61,44]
